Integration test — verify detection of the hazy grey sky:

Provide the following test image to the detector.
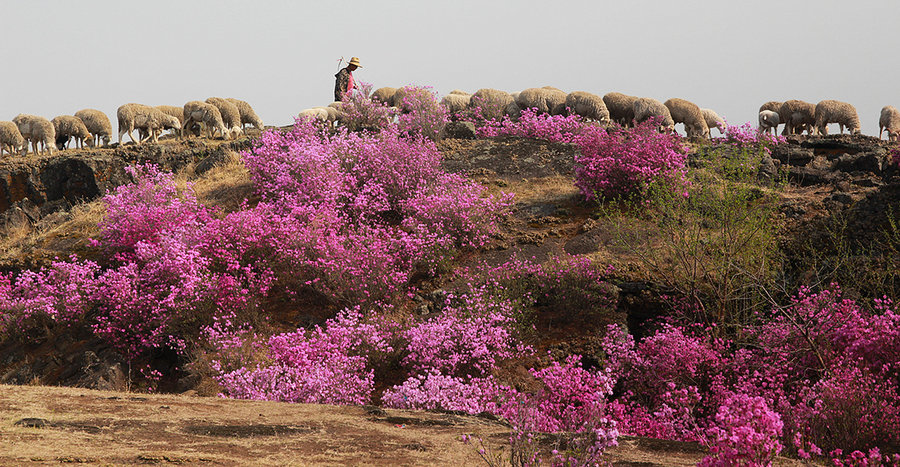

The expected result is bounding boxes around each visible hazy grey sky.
[2,1,898,135]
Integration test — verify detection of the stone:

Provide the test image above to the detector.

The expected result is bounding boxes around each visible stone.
[442,121,477,140]
[832,152,883,174]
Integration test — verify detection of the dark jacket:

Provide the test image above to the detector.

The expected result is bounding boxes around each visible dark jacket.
[334,68,352,102]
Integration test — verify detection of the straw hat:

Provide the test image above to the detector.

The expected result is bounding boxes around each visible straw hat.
[348,57,362,68]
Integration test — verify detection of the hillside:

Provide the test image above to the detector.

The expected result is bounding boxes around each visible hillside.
[0,123,898,465]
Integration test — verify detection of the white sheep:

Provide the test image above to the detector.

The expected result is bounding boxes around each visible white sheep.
[183,101,228,139]
[516,87,567,115]
[632,97,675,132]
[51,115,93,150]
[665,98,709,139]
[758,110,781,135]
[371,87,397,104]
[297,108,329,122]
[117,103,178,144]
[0,121,25,157]
[701,108,725,137]
[778,100,816,135]
[814,100,861,135]
[13,114,56,156]
[603,92,638,127]
[441,93,471,116]
[565,91,610,124]
[468,88,515,121]
[226,98,264,130]
[879,105,900,141]
[312,106,341,124]
[74,109,112,147]
[206,97,243,138]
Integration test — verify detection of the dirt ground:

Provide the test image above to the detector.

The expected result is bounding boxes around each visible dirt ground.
[0,384,722,466]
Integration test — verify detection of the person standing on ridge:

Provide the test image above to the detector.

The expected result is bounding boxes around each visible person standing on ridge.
[334,57,361,102]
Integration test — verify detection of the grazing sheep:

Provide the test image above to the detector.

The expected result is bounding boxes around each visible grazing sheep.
[13,114,56,155]
[879,105,900,141]
[117,103,176,144]
[515,87,567,115]
[814,100,861,135]
[468,88,515,120]
[312,106,341,124]
[153,105,185,138]
[565,91,610,124]
[778,100,816,135]
[206,97,243,138]
[701,108,725,137]
[665,98,709,139]
[52,115,93,150]
[759,101,783,113]
[632,97,675,132]
[74,109,112,147]
[603,92,638,127]
[226,98,264,130]
[441,93,471,116]
[758,110,781,135]
[0,121,25,157]
[371,87,397,104]
[298,108,329,122]
[183,101,228,139]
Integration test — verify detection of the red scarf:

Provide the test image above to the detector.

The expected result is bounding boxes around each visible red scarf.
[347,71,355,94]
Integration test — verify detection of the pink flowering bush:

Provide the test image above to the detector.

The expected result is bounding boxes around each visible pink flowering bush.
[340,81,397,131]
[98,164,210,252]
[716,121,785,155]
[395,85,449,141]
[574,120,689,200]
[382,373,503,414]
[477,108,586,144]
[699,393,784,467]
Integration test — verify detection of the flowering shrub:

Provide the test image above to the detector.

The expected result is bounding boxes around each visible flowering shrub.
[340,81,397,131]
[477,108,585,144]
[717,121,785,155]
[463,92,511,123]
[395,85,449,141]
[98,164,210,252]
[574,120,689,200]
[382,373,503,414]
[699,393,784,467]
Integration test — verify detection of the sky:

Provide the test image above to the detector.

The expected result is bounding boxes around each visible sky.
[2,0,898,136]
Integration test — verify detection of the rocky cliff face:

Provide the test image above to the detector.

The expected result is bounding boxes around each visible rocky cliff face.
[0,139,251,230]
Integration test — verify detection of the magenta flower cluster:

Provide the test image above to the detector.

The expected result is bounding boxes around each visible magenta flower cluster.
[395,85,449,141]
[476,108,586,144]
[717,121,786,155]
[601,285,900,463]
[574,120,689,200]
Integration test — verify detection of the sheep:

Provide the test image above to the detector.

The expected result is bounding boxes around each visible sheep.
[879,105,900,141]
[51,115,93,150]
[632,97,675,132]
[206,97,243,138]
[0,121,25,157]
[758,110,781,135]
[152,105,185,138]
[441,93,471,116]
[759,101,782,113]
[371,87,397,104]
[504,101,522,120]
[468,88,515,121]
[297,108,329,122]
[565,91,610,124]
[665,98,709,139]
[74,109,112,147]
[448,89,470,96]
[183,101,228,139]
[226,98,264,130]
[312,106,341,124]
[603,92,638,127]
[701,108,725,137]
[515,87,567,115]
[13,114,56,155]
[117,103,177,144]
[814,100,861,135]
[778,100,816,135]
[389,87,412,109]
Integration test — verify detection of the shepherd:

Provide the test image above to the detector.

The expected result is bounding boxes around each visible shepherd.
[334,56,362,102]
